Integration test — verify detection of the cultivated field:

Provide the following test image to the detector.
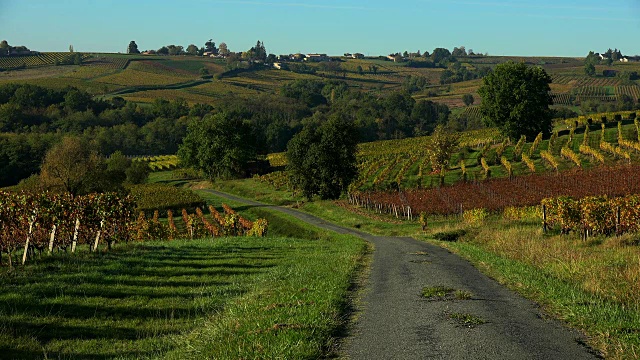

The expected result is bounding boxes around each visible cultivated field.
[1,53,637,108]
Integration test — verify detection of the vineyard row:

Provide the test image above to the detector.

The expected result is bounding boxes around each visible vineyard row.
[348,164,640,217]
[0,191,267,267]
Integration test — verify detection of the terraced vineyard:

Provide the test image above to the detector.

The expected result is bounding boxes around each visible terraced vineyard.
[552,93,573,105]
[616,85,640,101]
[132,155,180,171]
[551,75,621,87]
[0,52,91,69]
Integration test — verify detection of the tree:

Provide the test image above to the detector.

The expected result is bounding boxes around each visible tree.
[430,48,452,65]
[127,41,140,54]
[157,46,169,55]
[186,44,199,55]
[426,125,459,170]
[125,160,150,184]
[105,151,130,185]
[584,62,596,76]
[478,61,553,140]
[462,94,474,106]
[218,42,229,56]
[251,40,267,62]
[204,39,217,54]
[0,40,8,55]
[166,45,184,56]
[178,113,256,180]
[39,137,104,195]
[286,116,358,200]
[452,46,467,57]
[69,44,74,53]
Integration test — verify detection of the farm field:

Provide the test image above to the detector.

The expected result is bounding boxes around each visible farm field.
[1,53,638,108]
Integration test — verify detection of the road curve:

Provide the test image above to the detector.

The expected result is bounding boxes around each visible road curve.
[204,190,599,359]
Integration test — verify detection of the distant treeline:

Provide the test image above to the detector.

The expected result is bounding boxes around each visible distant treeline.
[0,80,453,186]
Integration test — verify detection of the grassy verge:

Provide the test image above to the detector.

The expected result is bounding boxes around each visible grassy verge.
[204,175,640,357]
[0,211,366,359]
[202,177,422,237]
[427,219,640,358]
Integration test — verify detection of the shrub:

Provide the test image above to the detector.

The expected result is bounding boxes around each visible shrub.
[432,229,467,242]
[463,208,488,225]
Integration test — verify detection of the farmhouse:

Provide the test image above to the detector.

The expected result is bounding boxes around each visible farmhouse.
[620,57,629,63]
[305,53,329,62]
[352,53,364,59]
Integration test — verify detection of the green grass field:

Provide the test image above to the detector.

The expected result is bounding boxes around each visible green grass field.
[0,192,366,359]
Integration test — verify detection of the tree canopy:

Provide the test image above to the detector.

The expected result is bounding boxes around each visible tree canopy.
[178,113,256,180]
[286,116,358,200]
[127,41,140,54]
[478,61,553,140]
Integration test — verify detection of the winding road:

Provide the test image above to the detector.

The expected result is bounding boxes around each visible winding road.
[205,190,599,359]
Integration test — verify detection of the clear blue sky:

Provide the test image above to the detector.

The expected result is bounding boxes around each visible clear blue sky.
[1,0,639,57]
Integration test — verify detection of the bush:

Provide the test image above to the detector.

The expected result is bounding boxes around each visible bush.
[463,208,489,224]
[432,229,467,242]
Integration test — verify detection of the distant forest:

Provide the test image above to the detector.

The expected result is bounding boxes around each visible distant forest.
[0,80,452,187]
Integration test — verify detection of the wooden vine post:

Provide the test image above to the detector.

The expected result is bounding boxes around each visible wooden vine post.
[616,206,621,236]
[71,218,80,253]
[542,204,547,233]
[48,225,57,254]
[93,219,105,252]
[22,220,34,265]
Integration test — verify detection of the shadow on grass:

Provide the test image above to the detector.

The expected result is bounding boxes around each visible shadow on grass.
[0,239,281,358]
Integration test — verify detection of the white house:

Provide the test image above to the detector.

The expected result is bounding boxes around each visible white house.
[305,53,328,62]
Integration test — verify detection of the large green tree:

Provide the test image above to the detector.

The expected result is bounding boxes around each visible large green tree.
[286,116,358,200]
[127,41,140,54]
[178,113,256,180]
[478,61,553,140]
[39,137,107,195]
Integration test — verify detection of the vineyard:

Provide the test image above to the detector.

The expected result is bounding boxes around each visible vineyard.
[260,117,640,195]
[349,164,640,217]
[132,155,180,171]
[0,191,267,267]
[616,85,640,101]
[543,194,640,237]
[0,53,91,70]
[551,75,621,87]
[551,93,573,105]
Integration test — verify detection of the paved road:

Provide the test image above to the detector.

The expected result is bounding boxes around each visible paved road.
[204,190,599,359]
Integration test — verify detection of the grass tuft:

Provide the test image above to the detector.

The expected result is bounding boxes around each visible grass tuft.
[448,312,485,327]
[422,286,455,299]
[455,290,473,300]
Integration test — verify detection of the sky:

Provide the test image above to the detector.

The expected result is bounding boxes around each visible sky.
[1,0,639,57]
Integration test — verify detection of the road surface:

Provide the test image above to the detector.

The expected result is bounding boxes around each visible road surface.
[204,190,599,359]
